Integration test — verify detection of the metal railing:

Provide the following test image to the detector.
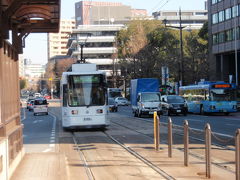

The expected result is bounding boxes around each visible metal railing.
[152,112,240,179]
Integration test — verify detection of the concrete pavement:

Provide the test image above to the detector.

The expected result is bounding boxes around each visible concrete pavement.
[10,106,238,180]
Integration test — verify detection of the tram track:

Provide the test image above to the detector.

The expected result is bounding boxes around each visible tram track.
[103,131,176,180]
[72,132,95,180]
[71,129,175,180]
[111,119,235,174]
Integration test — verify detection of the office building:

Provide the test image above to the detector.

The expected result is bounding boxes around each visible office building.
[18,54,25,77]
[152,10,208,30]
[47,19,76,59]
[67,24,124,76]
[25,64,46,78]
[75,1,147,26]
[208,0,240,84]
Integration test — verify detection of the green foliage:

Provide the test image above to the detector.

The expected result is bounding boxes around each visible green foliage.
[20,78,27,90]
[116,20,209,85]
[198,21,208,41]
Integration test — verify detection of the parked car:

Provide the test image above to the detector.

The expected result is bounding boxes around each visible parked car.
[108,98,118,112]
[27,98,34,109]
[28,100,35,111]
[115,97,129,106]
[33,98,48,115]
[161,95,188,116]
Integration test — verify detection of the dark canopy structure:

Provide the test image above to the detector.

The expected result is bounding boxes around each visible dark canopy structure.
[0,0,60,53]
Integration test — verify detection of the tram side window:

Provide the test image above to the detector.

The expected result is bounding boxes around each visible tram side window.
[63,85,68,107]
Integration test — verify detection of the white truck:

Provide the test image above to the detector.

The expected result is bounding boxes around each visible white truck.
[131,78,162,117]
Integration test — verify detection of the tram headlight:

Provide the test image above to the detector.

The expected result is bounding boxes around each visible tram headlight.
[71,110,78,115]
[97,109,103,113]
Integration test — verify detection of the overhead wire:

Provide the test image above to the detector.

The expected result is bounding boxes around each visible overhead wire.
[150,0,168,13]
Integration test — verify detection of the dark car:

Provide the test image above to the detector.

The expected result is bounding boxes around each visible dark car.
[27,98,35,109]
[28,100,35,111]
[161,95,188,116]
[108,98,118,112]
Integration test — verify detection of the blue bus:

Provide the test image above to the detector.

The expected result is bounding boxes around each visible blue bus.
[179,81,237,115]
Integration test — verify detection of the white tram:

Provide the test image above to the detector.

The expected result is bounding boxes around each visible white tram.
[60,63,109,130]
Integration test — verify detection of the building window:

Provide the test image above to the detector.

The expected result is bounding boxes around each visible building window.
[219,10,225,22]
[212,0,218,5]
[212,0,222,4]
[213,34,218,45]
[226,29,233,41]
[233,27,240,40]
[219,32,225,43]
[212,13,218,24]
[225,8,232,20]
[232,5,239,17]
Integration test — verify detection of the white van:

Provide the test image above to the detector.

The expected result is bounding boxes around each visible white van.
[34,93,41,98]
[33,98,48,115]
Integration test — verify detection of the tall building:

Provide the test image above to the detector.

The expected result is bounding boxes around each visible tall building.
[18,54,25,77]
[152,10,208,30]
[25,64,46,78]
[208,0,240,84]
[47,19,76,60]
[75,1,148,26]
[67,24,124,76]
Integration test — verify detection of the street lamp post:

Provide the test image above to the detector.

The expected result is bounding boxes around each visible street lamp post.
[163,8,185,85]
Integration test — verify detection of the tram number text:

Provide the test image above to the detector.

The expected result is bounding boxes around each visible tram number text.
[84,118,92,121]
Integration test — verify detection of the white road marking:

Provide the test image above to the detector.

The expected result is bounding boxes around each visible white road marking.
[43,148,51,153]
[185,118,203,122]
[226,123,240,127]
[49,144,55,147]
[21,108,26,121]
[224,117,240,121]
[33,120,43,124]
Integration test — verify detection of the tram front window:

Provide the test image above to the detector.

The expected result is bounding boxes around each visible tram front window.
[68,75,106,106]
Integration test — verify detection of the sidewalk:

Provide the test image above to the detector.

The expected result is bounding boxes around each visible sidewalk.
[10,153,67,180]
[11,106,237,180]
[10,143,236,180]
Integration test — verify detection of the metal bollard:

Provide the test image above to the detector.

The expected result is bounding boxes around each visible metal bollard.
[153,111,159,151]
[236,129,240,180]
[184,120,189,166]
[205,123,211,178]
[168,117,173,158]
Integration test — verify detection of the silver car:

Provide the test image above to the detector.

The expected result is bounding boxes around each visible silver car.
[115,97,129,106]
[33,98,48,115]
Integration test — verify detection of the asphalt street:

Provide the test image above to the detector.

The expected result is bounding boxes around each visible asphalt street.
[21,108,57,153]
[116,105,240,137]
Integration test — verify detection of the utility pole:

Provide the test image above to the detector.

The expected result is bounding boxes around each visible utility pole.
[234,0,238,86]
[163,8,185,85]
[179,8,184,85]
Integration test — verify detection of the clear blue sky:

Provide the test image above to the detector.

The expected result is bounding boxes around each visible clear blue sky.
[23,0,206,65]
